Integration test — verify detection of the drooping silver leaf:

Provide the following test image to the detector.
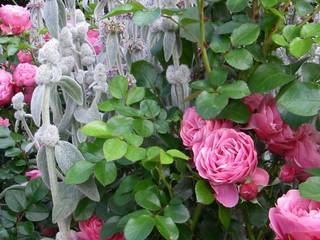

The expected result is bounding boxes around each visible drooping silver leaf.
[77,177,100,202]
[57,0,67,29]
[74,106,102,124]
[163,31,176,62]
[50,85,63,126]
[58,76,84,105]
[54,141,85,174]
[52,182,83,223]
[31,85,45,127]
[43,0,59,39]
[36,146,50,188]
[58,96,77,133]
[94,0,108,20]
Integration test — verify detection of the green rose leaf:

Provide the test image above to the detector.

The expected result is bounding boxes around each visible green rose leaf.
[164,204,190,223]
[5,190,27,213]
[109,75,129,99]
[124,215,155,240]
[95,161,117,186]
[125,145,146,162]
[231,23,260,47]
[103,138,128,161]
[133,119,154,137]
[160,149,174,165]
[25,204,49,222]
[140,99,161,118]
[289,37,312,57]
[217,80,250,99]
[220,100,251,124]
[195,180,214,205]
[135,190,161,211]
[167,149,189,160]
[209,35,230,53]
[81,121,112,138]
[301,23,320,38]
[218,205,231,229]
[126,87,145,105]
[225,49,253,70]
[64,160,95,184]
[226,0,247,12]
[299,176,320,201]
[283,25,301,42]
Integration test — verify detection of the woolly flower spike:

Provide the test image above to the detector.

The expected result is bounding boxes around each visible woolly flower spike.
[80,43,95,67]
[166,64,191,84]
[100,18,125,34]
[35,64,62,84]
[94,63,107,83]
[12,92,25,110]
[61,56,75,75]
[38,39,60,65]
[125,38,147,55]
[76,22,89,42]
[59,27,74,49]
[35,125,59,147]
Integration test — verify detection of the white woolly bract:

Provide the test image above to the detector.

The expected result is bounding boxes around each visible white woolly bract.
[12,92,25,110]
[35,125,60,147]
[166,64,191,84]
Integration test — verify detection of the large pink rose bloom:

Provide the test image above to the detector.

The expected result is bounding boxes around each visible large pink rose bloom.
[243,93,264,112]
[180,107,232,148]
[247,94,295,155]
[13,63,37,87]
[285,124,320,170]
[0,69,13,106]
[77,215,124,240]
[0,5,31,35]
[193,128,257,207]
[87,29,103,55]
[269,190,320,240]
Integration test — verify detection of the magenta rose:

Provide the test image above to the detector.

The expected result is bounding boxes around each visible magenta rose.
[0,117,9,127]
[77,215,124,240]
[17,50,33,64]
[247,94,295,155]
[23,86,34,104]
[180,107,232,149]
[13,63,37,87]
[0,5,31,35]
[285,124,320,171]
[279,164,296,183]
[269,190,320,240]
[87,29,103,55]
[242,93,264,112]
[0,69,14,106]
[193,128,257,207]
[25,169,41,180]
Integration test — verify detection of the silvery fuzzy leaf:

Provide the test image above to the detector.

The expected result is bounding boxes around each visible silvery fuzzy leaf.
[57,0,67,29]
[105,35,118,67]
[74,106,102,124]
[31,85,45,127]
[24,142,34,153]
[43,0,60,39]
[77,129,87,143]
[82,0,89,10]
[36,146,50,188]
[94,0,108,20]
[50,86,63,125]
[58,96,77,132]
[77,177,100,201]
[55,141,85,174]
[58,76,84,105]
[65,0,75,10]
[52,182,83,223]
[163,31,176,62]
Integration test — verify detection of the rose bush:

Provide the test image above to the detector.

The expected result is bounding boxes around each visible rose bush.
[1,0,320,240]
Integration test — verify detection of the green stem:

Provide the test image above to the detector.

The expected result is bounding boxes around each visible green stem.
[158,165,173,198]
[190,203,204,232]
[197,0,211,73]
[243,205,255,240]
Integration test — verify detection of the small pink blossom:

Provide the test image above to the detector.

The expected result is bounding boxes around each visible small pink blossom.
[17,50,33,64]
[0,117,9,127]
[0,5,32,35]
[269,190,320,240]
[25,169,41,180]
[279,164,296,183]
[87,29,103,55]
[13,63,37,87]
[240,182,258,201]
[0,69,14,106]
[43,32,51,42]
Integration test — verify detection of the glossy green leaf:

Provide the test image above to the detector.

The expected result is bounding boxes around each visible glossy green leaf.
[103,138,128,161]
[155,215,179,240]
[81,121,112,138]
[109,75,129,99]
[225,49,253,70]
[195,180,214,205]
[135,190,161,211]
[217,80,250,99]
[231,23,260,47]
[64,160,95,184]
[164,204,190,223]
[126,87,145,105]
[124,215,155,240]
[289,37,312,57]
[226,0,247,12]
[299,176,320,201]
[95,161,117,186]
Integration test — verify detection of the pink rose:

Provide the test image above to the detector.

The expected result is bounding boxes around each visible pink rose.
[269,190,320,240]
[23,86,34,104]
[13,63,37,87]
[0,117,9,127]
[193,128,258,207]
[25,169,41,180]
[247,94,295,155]
[43,32,51,42]
[0,5,31,35]
[0,69,14,106]
[285,124,320,171]
[180,107,232,149]
[87,29,103,55]
[279,164,296,183]
[17,50,33,64]
[76,215,124,240]
[242,93,264,112]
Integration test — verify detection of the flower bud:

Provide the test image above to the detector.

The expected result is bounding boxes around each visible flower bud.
[94,63,107,83]
[12,92,25,110]
[240,182,259,201]
[35,125,59,147]
[279,165,296,183]
[80,43,95,66]
[38,39,60,64]
[166,64,191,84]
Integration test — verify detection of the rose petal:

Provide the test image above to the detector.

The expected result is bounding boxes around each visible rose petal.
[211,183,239,208]
[251,167,269,187]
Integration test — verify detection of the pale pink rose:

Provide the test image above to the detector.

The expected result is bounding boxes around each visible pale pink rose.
[193,128,257,207]
[269,190,320,240]
[0,5,31,35]
[0,117,9,127]
[25,169,41,180]
[87,29,103,55]
[279,164,296,183]
[243,93,264,112]
[180,107,232,149]
[0,69,14,106]
[17,50,33,64]
[285,124,320,171]
[76,215,124,240]
[247,94,295,155]
[13,63,37,87]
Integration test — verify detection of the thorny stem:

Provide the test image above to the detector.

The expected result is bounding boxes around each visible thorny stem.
[198,0,211,73]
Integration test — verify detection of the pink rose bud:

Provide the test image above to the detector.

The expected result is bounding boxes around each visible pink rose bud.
[240,182,259,201]
[0,5,32,35]
[43,32,51,42]
[41,226,58,238]
[17,50,33,64]
[269,190,320,239]
[25,169,41,180]
[13,63,37,87]
[0,117,10,127]
[0,69,14,107]
[279,165,296,183]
